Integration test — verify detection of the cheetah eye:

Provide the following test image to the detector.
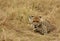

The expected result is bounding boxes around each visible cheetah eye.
[36,21,39,22]
[39,16,42,18]
[33,21,39,22]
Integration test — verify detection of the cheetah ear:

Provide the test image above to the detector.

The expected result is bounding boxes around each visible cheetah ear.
[30,16,34,17]
[29,15,34,19]
[29,16,34,24]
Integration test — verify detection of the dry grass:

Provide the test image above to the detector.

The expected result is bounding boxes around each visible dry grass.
[0,0,60,41]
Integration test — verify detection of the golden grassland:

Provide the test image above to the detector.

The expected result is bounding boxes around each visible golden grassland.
[0,0,60,41]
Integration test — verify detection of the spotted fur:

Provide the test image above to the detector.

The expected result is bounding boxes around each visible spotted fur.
[29,15,56,35]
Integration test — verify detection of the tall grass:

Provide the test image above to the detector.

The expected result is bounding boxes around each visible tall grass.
[0,0,60,41]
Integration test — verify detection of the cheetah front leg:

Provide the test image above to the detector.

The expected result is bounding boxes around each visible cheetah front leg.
[42,25,48,35]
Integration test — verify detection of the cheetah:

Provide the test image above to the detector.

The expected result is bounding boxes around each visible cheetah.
[29,15,56,35]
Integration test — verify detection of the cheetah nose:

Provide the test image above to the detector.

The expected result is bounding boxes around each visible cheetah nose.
[34,26,37,28]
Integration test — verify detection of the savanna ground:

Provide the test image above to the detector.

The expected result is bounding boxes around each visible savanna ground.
[0,0,60,41]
